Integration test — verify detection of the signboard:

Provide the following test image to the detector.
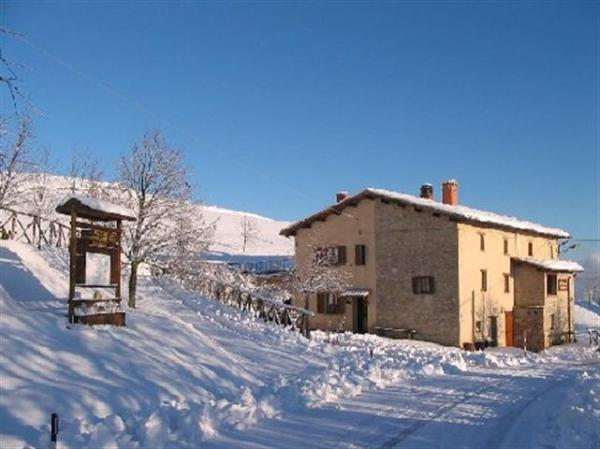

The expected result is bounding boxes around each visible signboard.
[81,229,118,248]
[558,279,569,291]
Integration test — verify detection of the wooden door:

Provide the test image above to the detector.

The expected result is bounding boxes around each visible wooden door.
[505,311,514,347]
[354,298,368,334]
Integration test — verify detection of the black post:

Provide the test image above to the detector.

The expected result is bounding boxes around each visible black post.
[50,413,59,446]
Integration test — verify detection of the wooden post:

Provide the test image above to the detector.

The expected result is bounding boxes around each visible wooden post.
[68,211,77,323]
[567,276,573,342]
[11,212,16,239]
[115,220,122,300]
[32,216,36,246]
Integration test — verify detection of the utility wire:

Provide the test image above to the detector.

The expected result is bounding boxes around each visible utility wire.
[12,33,314,204]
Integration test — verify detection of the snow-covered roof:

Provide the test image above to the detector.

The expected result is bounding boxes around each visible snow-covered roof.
[339,289,370,298]
[512,258,584,273]
[56,195,136,221]
[280,188,570,238]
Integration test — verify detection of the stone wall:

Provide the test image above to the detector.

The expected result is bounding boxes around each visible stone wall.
[374,200,460,346]
[514,306,545,351]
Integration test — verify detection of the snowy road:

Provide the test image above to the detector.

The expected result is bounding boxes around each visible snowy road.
[214,359,599,449]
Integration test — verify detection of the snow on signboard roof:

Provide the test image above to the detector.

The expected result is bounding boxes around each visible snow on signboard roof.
[280,188,570,238]
[512,258,584,273]
[56,194,136,221]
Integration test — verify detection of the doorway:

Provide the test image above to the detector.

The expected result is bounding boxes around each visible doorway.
[354,297,368,333]
[505,311,514,346]
[488,316,498,347]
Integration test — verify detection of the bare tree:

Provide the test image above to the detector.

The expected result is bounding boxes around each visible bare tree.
[473,295,501,345]
[550,300,569,345]
[0,27,28,113]
[117,130,210,308]
[69,150,105,197]
[26,148,54,218]
[240,216,259,253]
[0,115,35,208]
[162,203,215,279]
[286,238,351,311]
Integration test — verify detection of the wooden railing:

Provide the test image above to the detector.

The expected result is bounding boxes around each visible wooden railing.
[0,206,70,248]
[194,278,312,337]
[589,329,600,346]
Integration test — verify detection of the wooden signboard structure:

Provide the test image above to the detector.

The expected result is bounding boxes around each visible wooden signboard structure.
[56,196,136,326]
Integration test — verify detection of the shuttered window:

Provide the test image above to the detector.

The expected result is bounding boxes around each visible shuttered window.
[547,274,558,295]
[412,276,435,294]
[317,292,344,314]
[337,246,346,265]
[355,244,367,265]
[314,246,347,266]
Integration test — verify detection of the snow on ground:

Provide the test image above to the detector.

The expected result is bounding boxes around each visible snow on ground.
[575,300,600,333]
[1,240,599,448]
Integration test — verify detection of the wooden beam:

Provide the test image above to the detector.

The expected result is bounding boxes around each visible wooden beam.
[69,210,77,323]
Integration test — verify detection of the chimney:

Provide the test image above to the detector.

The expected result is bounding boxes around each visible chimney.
[442,179,459,206]
[336,191,349,203]
[420,183,434,200]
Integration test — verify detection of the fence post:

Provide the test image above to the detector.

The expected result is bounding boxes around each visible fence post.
[50,413,59,448]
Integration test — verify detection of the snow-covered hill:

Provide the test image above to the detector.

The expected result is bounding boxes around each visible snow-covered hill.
[1,240,599,449]
[6,173,293,257]
[575,300,600,333]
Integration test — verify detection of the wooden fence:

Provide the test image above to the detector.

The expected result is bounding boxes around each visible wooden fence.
[194,278,312,337]
[0,206,70,248]
[0,206,312,337]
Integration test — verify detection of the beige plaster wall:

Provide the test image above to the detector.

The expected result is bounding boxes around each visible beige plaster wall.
[290,199,378,331]
[457,223,559,346]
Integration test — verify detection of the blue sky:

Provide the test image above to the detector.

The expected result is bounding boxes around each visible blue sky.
[1,1,598,254]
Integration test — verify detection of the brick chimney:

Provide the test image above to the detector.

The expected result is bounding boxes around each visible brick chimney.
[336,191,349,203]
[420,183,434,200]
[442,179,459,206]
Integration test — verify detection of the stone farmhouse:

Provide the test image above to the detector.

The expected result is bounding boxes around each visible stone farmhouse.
[280,180,583,351]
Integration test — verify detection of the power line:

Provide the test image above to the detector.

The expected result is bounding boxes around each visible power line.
[11,33,314,204]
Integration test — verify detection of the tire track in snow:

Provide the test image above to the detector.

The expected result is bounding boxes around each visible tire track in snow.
[377,361,599,449]
[485,361,600,449]
[375,378,514,449]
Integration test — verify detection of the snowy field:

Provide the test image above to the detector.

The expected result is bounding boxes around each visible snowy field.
[1,240,599,449]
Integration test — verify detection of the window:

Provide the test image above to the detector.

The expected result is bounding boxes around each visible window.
[315,246,346,266]
[481,270,488,292]
[479,234,485,251]
[550,245,554,259]
[503,239,509,255]
[412,276,435,294]
[317,292,345,314]
[504,273,510,293]
[528,242,533,257]
[355,244,367,265]
[547,274,558,295]
[550,313,556,330]
[475,321,482,333]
